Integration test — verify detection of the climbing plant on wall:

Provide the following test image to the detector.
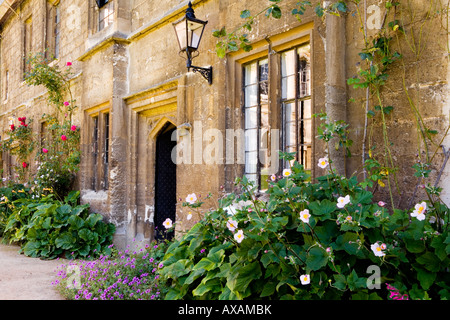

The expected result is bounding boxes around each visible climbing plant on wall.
[1,53,81,199]
[212,0,450,210]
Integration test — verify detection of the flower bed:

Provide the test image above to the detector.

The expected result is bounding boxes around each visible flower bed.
[53,241,168,300]
[157,152,449,300]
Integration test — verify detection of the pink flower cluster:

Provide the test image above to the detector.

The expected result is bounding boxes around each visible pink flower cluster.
[386,283,409,300]
[11,117,28,131]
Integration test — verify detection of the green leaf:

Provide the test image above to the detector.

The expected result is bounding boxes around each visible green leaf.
[165,288,184,300]
[23,241,41,257]
[56,204,72,215]
[42,217,52,229]
[212,27,227,38]
[78,244,91,257]
[65,191,80,205]
[333,274,347,290]
[271,5,282,19]
[308,199,337,217]
[314,4,324,17]
[227,261,262,294]
[193,249,225,271]
[85,213,103,228]
[165,259,192,278]
[260,281,277,297]
[68,215,84,229]
[184,268,206,285]
[404,238,425,253]
[78,228,96,242]
[227,41,239,52]
[306,247,328,271]
[431,236,448,261]
[55,232,75,250]
[417,268,436,290]
[416,252,441,272]
[218,286,239,300]
[192,279,218,297]
[240,9,251,19]
[216,45,227,59]
[347,270,367,291]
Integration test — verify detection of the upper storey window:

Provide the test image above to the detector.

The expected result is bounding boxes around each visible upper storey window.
[98,0,114,31]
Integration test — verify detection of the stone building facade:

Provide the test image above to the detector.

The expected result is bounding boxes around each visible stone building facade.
[0,0,449,250]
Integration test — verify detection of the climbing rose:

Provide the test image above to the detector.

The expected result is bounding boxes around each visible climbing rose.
[61,135,67,141]
[10,124,15,131]
[42,148,48,153]
[66,62,72,66]
[64,101,70,106]
[71,125,77,131]
[337,195,351,208]
[22,162,28,168]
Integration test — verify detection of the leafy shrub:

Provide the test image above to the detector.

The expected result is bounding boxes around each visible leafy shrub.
[53,240,169,300]
[1,190,115,260]
[0,184,32,235]
[159,153,449,300]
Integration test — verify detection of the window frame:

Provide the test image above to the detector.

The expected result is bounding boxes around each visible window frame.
[45,2,61,61]
[23,16,33,78]
[4,70,9,101]
[234,34,313,191]
[280,43,312,171]
[98,0,115,32]
[90,111,110,191]
[242,57,270,189]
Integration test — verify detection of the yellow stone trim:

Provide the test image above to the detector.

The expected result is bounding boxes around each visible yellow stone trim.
[78,35,131,62]
[84,101,111,116]
[149,116,177,140]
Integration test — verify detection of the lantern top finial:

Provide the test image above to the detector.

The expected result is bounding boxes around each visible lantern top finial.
[186,2,196,19]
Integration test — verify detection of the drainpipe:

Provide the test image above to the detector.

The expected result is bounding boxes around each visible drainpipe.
[324,1,347,176]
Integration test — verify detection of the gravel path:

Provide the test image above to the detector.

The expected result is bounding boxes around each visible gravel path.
[0,243,65,300]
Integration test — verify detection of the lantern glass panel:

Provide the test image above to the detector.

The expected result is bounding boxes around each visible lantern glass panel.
[174,18,188,51]
[187,20,205,49]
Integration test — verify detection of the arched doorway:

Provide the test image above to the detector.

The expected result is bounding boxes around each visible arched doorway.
[154,123,177,241]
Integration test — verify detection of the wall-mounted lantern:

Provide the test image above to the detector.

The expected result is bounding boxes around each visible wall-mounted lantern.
[173,1,212,84]
[95,0,109,8]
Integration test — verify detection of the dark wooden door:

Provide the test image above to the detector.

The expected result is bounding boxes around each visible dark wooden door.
[154,125,177,241]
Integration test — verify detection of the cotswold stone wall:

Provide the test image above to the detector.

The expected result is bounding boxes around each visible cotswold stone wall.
[1,0,449,250]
